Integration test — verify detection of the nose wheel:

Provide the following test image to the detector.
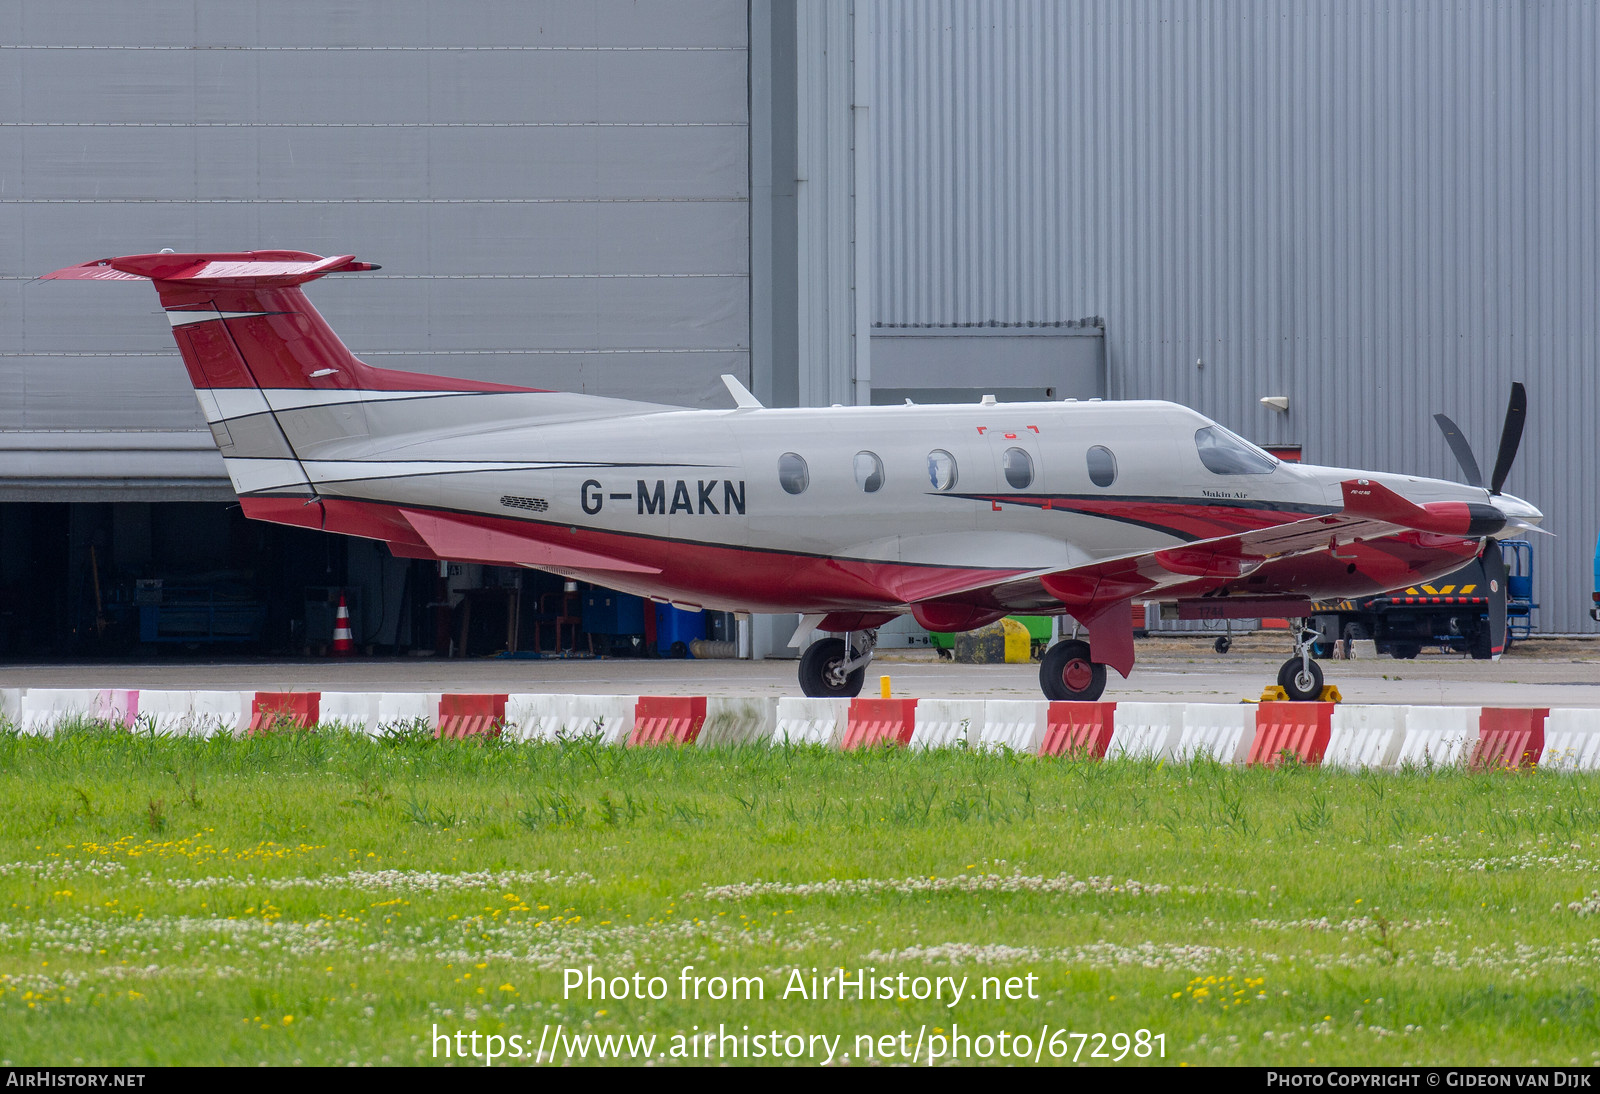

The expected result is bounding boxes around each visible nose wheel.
[1040,639,1108,701]
[797,629,877,698]
[1276,622,1326,701]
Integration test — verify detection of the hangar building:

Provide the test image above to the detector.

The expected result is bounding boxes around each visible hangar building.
[1,1,1593,659]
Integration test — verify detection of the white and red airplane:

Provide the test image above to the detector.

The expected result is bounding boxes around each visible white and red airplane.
[43,250,1543,701]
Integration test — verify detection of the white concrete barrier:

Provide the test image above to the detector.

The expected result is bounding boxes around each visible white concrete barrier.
[375,692,439,733]
[17,689,103,735]
[1325,705,1407,770]
[0,688,19,726]
[1540,709,1600,772]
[562,694,636,744]
[187,691,248,737]
[503,693,559,742]
[1107,702,1185,760]
[773,697,850,746]
[698,697,778,747]
[910,698,985,749]
[1175,704,1254,763]
[319,692,381,735]
[507,694,636,744]
[134,690,194,735]
[977,700,1049,752]
[1395,706,1480,768]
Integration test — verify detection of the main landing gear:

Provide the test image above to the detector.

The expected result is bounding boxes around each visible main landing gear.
[1039,639,1108,701]
[1276,621,1326,701]
[798,628,878,698]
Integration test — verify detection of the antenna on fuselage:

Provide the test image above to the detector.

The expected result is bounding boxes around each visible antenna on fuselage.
[720,373,763,409]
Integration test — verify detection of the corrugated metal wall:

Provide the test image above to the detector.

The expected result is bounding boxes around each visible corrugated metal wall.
[875,0,1600,633]
[1,0,748,496]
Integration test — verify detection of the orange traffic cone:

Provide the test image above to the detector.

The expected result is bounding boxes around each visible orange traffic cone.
[331,592,355,657]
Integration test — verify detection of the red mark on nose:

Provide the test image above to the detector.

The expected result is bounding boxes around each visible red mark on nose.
[1004,432,1017,439]
[1027,425,1039,433]
[976,426,988,434]
[991,501,1003,511]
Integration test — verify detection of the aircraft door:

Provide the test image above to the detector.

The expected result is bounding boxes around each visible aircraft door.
[978,418,1047,517]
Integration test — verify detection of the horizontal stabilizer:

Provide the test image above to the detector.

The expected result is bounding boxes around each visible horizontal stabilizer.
[41,251,379,287]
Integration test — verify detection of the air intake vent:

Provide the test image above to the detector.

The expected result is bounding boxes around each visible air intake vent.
[500,495,549,513]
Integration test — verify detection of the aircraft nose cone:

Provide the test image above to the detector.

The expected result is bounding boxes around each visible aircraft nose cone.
[1495,492,1542,527]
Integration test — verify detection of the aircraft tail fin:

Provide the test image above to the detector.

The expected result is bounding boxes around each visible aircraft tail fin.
[43,251,540,503]
[42,251,533,397]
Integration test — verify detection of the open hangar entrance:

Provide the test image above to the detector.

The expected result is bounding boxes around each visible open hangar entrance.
[0,500,733,662]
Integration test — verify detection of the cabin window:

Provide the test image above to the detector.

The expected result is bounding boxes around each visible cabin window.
[1194,426,1277,475]
[778,452,810,494]
[854,450,886,493]
[1002,447,1034,489]
[926,449,958,491]
[1087,445,1117,487]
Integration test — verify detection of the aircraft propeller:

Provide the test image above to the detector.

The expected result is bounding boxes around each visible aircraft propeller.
[1432,382,1529,658]
[1432,382,1526,496]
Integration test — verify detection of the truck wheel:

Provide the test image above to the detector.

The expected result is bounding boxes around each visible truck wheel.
[1469,625,1492,660]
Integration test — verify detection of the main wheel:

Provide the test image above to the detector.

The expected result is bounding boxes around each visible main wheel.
[1214,636,1232,654]
[1391,642,1421,660]
[1040,639,1108,701]
[1276,656,1324,701]
[797,637,866,698]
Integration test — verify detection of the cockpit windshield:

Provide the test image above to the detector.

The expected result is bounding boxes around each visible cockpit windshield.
[1194,425,1278,475]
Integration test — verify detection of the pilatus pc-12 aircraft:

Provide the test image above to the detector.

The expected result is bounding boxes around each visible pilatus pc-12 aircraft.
[44,250,1544,701]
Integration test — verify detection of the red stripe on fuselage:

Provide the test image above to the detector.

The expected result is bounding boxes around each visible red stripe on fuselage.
[971,495,1333,540]
[240,495,1483,616]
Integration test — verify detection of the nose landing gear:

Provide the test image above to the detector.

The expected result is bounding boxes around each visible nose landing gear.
[797,628,878,698]
[1276,621,1326,701]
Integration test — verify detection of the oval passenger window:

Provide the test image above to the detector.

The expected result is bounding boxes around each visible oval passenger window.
[777,452,809,495]
[854,450,886,493]
[926,449,958,491]
[1087,445,1117,487]
[1002,447,1034,490]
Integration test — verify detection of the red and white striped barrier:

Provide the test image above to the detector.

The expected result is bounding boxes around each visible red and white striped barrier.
[698,697,778,746]
[1248,702,1334,766]
[976,700,1049,752]
[1542,709,1600,771]
[1396,706,1480,768]
[1106,702,1185,760]
[774,697,850,746]
[1324,705,1407,770]
[1472,707,1547,769]
[842,698,918,749]
[0,689,1587,776]
[910,699,985,749]
[1175,704,1254,763]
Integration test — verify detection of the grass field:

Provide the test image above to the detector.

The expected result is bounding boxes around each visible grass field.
[1,722,1598,1067]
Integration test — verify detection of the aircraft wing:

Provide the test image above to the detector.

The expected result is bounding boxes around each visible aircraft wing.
[901,478,1497,668]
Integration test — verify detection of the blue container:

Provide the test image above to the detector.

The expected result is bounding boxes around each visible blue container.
[654,603,706,657]
[582,590,646,635]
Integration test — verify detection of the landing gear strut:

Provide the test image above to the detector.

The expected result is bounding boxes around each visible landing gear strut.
[797,628,877,698]
[1039,639,1108,701]
[1276,621,1325,701]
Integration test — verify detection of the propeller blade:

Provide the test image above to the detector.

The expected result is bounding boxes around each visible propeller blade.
[1432,413,1484,488]
[1483,538,1508,659]
[1487,382,1527,495]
